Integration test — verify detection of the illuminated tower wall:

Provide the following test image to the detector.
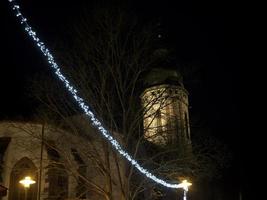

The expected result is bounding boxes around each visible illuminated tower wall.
[141,69,191,148]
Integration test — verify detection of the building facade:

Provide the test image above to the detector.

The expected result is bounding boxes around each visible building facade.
[0,120,125,200]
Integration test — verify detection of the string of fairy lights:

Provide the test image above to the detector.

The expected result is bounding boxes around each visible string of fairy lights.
[8,0,185,189]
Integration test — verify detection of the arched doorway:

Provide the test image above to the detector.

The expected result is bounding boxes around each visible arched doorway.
[8,157,38,200]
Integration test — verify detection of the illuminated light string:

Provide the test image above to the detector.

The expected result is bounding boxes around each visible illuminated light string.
[8,0,184,189]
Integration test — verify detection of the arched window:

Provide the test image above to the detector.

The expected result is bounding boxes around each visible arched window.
[0,137,11,182]
[45,141,68,200]
[71,148,87,199]
[9,157,38,200]
[46,166,68,200]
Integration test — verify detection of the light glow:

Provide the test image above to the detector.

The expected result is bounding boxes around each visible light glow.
[179,180,192,191]
[178,180,192,200]
[19,176,36,188]
[8,0,183,189]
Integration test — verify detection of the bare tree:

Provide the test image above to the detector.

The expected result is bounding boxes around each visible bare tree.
[20,6,231,200]
[31,7,169,200]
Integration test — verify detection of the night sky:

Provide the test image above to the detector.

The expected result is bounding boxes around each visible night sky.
[1,0,242,199]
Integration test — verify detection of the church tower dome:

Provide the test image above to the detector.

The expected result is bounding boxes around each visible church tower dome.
[141,68,191,148]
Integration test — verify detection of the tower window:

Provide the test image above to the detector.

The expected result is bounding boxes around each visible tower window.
[184,112,190,140]
[155,109,162,131]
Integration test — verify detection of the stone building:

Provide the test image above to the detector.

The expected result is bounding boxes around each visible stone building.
[0,119,125,200]
[0,68,191,200]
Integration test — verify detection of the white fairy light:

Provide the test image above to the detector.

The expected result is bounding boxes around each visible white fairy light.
[8,0,184,189]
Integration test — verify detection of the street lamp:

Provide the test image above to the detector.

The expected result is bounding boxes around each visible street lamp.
[178,180,192,200]
[19,176,36,200]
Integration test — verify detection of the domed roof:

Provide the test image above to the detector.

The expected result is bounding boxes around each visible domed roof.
[143,68,183,87]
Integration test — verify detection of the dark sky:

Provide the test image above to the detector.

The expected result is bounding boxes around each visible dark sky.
[1,0,242,198]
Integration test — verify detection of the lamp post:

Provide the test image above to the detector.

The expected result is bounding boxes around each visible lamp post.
[19,176,36,200]
[178,180,192,200]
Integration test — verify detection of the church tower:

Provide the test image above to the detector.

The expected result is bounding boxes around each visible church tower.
[141,68,191,149]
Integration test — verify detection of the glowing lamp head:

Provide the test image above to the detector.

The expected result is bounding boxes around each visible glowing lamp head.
[19,176,36,188]
[179,180,192,191]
